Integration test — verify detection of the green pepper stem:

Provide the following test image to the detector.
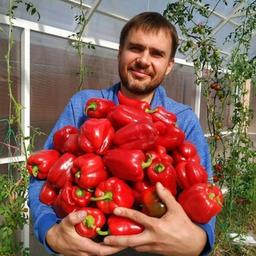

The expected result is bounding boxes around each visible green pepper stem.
[85,102,97,115]
[96,227,109,236]
[32,165,39,177]
[142,154,152,169]
[84,215,95,228]
[208,192,215,200]
[90,191,113,201]
[154,163,165,173]
[75,188,85,197]
[145,108,158,114]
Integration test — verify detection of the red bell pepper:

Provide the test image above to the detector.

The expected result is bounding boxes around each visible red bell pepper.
[27,149,60,179]
[146,106,177,125]
[107,104,152,130]
[85,98,115,118]
[62,133,84,156]
[79,118,114,155]
[53,184,92,218]
[146,158,177,196]
[117,90,150,111]
[107,216,144,235]
[47,153,76,189]
[113,121,158,151]
[175,161,208,190]
[154,122,185,150]
[103,149,152,181]
[53,125,79,153]
[132,180,151,204]
[172,141,201,165]
[141,186,167,218]
[147,145,174,166]
[75,207,107,238]
[91,177,134,214]
[71,153,108,189]
[178,183,223,224]
[39,181,59,206]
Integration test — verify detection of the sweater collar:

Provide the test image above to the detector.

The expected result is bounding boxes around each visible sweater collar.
[103,82,167,108]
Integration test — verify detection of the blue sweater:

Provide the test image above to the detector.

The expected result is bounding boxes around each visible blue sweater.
[28,83,215,255]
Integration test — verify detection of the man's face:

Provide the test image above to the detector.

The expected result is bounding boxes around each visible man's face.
[118,28,174,97]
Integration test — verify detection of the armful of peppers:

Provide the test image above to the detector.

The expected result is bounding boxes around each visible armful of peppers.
[27,95,223,254]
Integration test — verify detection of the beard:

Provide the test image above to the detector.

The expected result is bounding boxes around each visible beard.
[119,64,163,96]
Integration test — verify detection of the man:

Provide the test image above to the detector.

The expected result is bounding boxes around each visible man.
[29,12,215,256]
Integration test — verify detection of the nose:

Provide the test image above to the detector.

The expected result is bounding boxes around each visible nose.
[136,51,150,67]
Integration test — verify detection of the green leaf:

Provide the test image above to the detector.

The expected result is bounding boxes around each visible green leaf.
[31,7,36,15]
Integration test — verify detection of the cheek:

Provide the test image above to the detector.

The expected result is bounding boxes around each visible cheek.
[154,61,171,76]
[122,52,138,65]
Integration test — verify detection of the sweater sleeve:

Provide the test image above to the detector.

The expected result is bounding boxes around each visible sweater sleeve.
[28,99,80,254]
[177,109,215,255]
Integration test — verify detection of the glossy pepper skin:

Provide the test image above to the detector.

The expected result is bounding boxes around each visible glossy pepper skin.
[117,90,150,111]
[147,145,174,167]
[85,98,115,118]
[75,207,106,238]
[172,141,200,165]
[132,180,151,204]
[107,104,152,130]
[39,181,59,206]
[141,186,167,218]
[62,133,84,156]
[154,122,185,151]
[146,158,177,196]
[178,183,223,224]
[91,177,134,214]
[71,153,108,189]
[108,216,144,235]
[146,106,177,125]
[104,149,152,182]
[175,161,208,190]
[53,185,92,218]
[47,153,76,189]
[113,121,158,151]
[27,149,60,179]
[79,118,114,155]
[53,125,79,153]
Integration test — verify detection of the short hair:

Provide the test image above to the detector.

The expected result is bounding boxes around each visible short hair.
[119,12,179,59]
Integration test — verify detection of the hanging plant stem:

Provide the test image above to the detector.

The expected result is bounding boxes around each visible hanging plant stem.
[164,1,256,255]
[70,0,95,91]
[0,1,40,255]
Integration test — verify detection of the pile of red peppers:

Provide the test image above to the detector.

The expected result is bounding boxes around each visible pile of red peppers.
[27,91,223,239]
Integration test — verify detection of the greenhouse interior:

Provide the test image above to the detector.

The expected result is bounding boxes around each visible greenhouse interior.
[0,0,255,255]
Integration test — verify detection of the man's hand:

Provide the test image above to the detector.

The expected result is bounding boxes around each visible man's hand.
[103,182,207,256]
[46,211,124,256]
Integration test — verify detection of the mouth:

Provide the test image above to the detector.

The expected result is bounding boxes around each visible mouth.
[129,68,151,79]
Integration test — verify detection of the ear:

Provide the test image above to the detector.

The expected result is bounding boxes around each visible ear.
[165,59,174,76]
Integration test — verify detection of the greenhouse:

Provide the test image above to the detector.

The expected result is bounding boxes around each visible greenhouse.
[0,0,255,255]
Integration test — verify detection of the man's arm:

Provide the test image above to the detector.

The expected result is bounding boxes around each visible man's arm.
[177,109,215,255]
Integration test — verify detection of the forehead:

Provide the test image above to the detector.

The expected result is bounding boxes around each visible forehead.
[124,28,172,54]
[125,28,172,48]
[127,27,171,40]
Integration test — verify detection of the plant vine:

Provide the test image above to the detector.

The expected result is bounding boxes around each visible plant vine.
[164,1,256,255]
[70,0,95,91]
[0,1,40,255]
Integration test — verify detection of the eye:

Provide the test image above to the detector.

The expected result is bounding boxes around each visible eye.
[151,50,164,58]
[129,46,141,52]
[128,44,143,52]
